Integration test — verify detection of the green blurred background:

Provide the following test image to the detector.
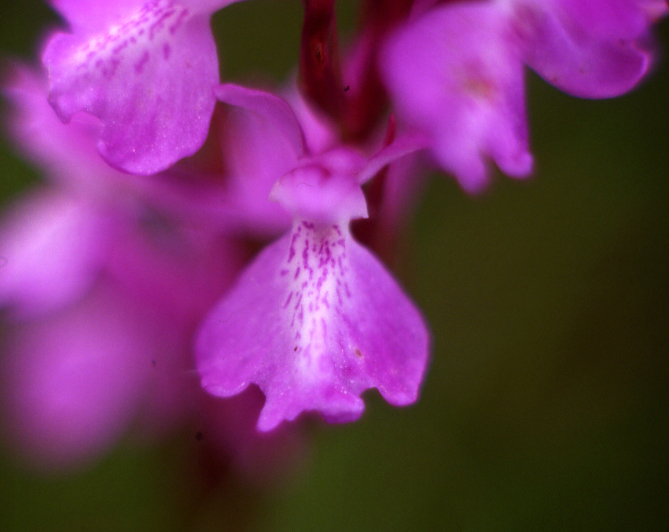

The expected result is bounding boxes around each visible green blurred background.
[1,1,668,530]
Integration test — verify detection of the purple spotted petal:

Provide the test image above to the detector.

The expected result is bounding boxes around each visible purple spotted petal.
[196,221,429,431]
[42,1,221,174]
[48,0,140,31]
[513,0,665,97]
[380,3,532,192]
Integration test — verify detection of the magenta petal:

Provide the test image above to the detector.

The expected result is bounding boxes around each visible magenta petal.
[42,3,219,174]
[380,4,532,192]
[513,0,658,97]
[197,222,430,431]
[47,0,140,31]
[357,131,430,185]
[48,0,240,30]
[214,83,307,160]
[553,0,666,41]
[1,284,151,468]
[0,192,113,319]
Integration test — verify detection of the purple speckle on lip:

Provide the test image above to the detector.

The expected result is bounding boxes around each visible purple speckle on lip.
[134,51,150,74]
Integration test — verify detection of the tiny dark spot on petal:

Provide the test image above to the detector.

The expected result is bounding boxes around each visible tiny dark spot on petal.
[151,359,156,367]
[195,431,204,441]
[354,348,362,358]
[294,346,298,351]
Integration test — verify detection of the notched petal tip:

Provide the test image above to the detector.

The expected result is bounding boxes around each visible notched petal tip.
[196,221,430,431]
[380,3,531,192]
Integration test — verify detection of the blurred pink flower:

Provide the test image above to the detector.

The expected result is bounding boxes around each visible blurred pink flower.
[513,0,668,97]
[380,2,532,192]
[380,0,667,191]
[0,63,276,470]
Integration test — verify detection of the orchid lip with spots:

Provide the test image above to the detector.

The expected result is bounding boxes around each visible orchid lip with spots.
[196,87,430,431]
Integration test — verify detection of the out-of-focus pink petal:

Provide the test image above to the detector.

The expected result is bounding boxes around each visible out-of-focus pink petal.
[3,65,133,196]
[512,0,663,97]
[380,3,532,192]
[357,130,430,185]
[42,1,220,174]
[0,192,114,319]
[553,0,666,40]
[197,217,429,431]
[107,218,242,322]
[104,220,244,438]
[1,282,153,468]
[214,84,307,160]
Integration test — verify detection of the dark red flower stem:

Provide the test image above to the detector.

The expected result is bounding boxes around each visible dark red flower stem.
[299,0,345,122]
[298,0,414,139]
[342,0,414,141]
